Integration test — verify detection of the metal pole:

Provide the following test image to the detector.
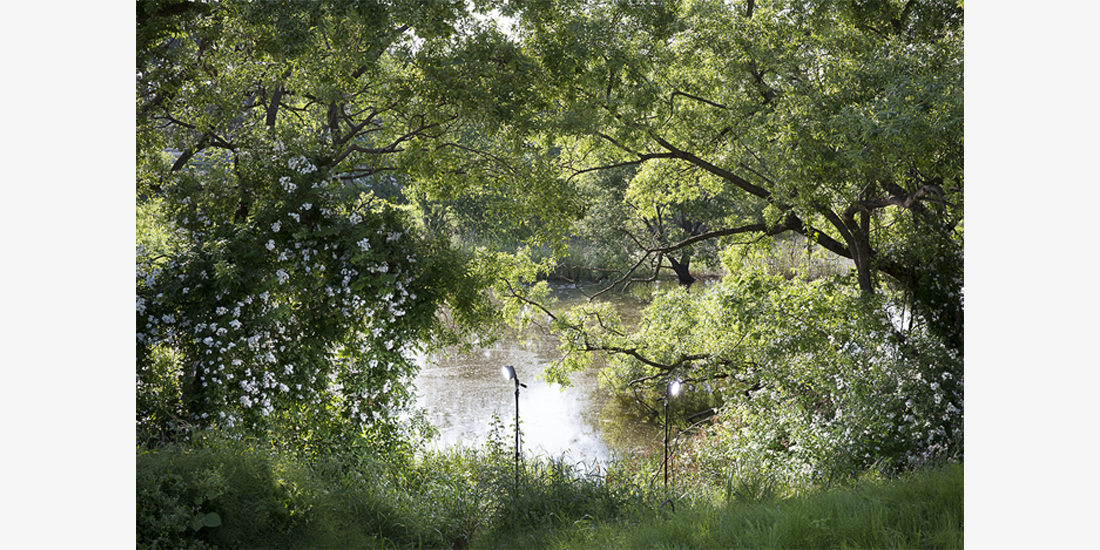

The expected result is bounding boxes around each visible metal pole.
[514,377,520,490]
[502,365,526,491]
[664,393,670,490]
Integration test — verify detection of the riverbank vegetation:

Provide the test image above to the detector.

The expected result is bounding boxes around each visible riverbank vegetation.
[137,0,963,547]
[138,426,961,549]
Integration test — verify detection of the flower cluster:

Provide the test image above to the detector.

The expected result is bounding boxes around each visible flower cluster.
[137,152,442,444]
[287,155,317,175]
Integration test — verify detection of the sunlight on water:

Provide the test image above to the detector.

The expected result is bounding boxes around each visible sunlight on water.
[412,284,664,466]
[412,332,618,465]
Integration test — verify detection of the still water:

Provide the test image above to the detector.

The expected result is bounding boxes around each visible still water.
[412,284,661,466]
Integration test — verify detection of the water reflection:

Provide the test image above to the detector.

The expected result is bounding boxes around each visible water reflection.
[412,283,666,465]
[412,325,629,465]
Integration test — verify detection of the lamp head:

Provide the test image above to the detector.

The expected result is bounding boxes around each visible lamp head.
[501,364,517,382]
[668,379,682,398]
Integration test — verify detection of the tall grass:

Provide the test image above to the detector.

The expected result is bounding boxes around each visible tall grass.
[527,462,963,549]
[138,429,961,549]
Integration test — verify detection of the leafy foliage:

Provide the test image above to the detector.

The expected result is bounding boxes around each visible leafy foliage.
[136,5,965,538]
[478,0,966,484]
[136,0,518,446]
[503,0,963,340]
[557,255,962,485]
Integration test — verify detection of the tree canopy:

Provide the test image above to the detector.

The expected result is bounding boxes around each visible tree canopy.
[137,0,963,472]
[137,0,522,446]
[505,0,963,342]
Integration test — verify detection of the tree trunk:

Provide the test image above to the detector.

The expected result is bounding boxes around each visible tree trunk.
[668,254,695,287]
[851,229,875,294]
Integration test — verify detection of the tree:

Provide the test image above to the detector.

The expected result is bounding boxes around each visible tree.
[503,0,963,350]
[474,0,965,477]
[135,0,965,474]
[136,0,529,446]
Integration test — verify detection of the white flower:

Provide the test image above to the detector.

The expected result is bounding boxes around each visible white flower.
[216,306,228,315]
[266,240,275,251]
[289,212,300,222]
[302,202,312,210]
[276,269,289,284]
[349,213,362,225]
[358,238,371,251]
[229,319,242,330]
[272,221,281,232]
[288,155,316,174]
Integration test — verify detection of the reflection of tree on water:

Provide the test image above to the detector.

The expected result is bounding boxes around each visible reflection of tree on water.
[414,284,668,463]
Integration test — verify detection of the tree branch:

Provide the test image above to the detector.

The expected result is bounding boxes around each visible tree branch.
[590,251,657,300]
[649,133,773,200]
[137,1,209,26]
[648,223,768,255]
[670,90,729,111]
[851,183,944,214]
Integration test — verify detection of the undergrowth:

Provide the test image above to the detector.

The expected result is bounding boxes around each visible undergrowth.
[138,426,961,549]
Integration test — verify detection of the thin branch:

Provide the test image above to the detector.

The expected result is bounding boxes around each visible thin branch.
[648,223,768,255]
[589,251,656,300]
[503,280,559,322]
[567,155,672,180]
[670,90,729,111]
[437,142,521,178]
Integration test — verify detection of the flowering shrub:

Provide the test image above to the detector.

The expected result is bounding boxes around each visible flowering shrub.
[137,143,495,448]
[668,267,963,487]
[562,250,962,488]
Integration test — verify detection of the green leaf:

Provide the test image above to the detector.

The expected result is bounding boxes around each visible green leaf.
[192,512,222,531]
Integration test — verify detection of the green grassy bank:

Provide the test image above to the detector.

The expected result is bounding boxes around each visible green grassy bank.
[482,463,963,549]
[138,433,961,549]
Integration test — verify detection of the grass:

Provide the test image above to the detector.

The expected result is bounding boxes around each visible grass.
[512,463,963,549]
[138,433,962,549]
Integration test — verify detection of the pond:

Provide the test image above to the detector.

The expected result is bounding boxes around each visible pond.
[412,283,673,466]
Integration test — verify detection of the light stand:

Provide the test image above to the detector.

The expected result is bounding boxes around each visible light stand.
[501,365,527,489]
[663,379,681,491]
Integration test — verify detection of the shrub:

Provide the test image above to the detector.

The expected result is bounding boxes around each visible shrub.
[670,269,963,494]
[137,435,313,549]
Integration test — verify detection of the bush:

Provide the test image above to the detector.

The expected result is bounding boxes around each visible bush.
[581,261,962,495]
[136,418,662,550]
[137,435,311,549]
